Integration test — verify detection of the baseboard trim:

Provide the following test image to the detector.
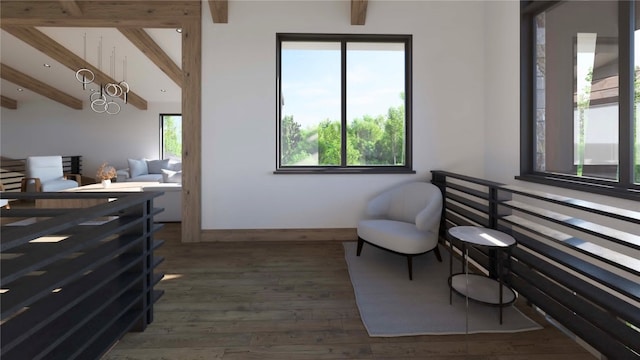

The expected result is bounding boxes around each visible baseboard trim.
[200,228,357,242]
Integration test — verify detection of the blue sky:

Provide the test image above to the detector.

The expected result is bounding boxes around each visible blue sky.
[281,43,405,129]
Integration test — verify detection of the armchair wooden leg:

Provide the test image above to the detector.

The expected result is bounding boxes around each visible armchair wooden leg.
[407,255,413,280]
[356,237,364,256]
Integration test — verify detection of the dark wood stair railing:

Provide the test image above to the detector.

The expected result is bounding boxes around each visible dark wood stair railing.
[431,170,640,360]
[0,190,164,360]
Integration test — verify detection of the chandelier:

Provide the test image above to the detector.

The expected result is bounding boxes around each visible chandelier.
[75,34,129,115]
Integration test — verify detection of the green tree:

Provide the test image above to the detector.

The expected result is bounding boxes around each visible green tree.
[317,120,341,165]
[281,115,309,165]
[163,116,181,158]
[382,104,405,165]
[317,120,360,165]
[348,115,384,164]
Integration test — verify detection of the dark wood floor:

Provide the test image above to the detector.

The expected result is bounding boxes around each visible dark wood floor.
[102,223,594,360]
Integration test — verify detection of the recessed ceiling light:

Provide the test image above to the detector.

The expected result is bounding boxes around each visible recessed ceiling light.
[176,28,182,33]
[43,64,51,68]
[160,89,167,93]
[17,88,24,92]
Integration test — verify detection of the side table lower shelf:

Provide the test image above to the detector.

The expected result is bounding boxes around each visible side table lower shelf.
[449,273,516,306]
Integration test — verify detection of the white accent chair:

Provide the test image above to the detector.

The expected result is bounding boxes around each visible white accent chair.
[20,156,81,192]
[357,181,443,280]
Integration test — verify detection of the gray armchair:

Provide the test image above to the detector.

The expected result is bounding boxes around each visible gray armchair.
[20,156,81,192]
[357,181,443,280]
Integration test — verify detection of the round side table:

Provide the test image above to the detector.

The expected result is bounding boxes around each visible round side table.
[447,226,517,324]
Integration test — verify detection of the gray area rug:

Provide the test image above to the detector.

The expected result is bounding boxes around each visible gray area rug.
[343,241,543,336]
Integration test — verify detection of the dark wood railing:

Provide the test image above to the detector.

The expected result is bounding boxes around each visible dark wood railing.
[431,170,640,359]
[0,156,83,192]
[0,191,164,360]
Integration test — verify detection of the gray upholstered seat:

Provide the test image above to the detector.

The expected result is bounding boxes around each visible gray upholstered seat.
[356,181,443,280]
[21,156,80,192]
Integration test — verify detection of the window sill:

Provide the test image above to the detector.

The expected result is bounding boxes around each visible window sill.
[274,167,416,175]
[515,173,640,202]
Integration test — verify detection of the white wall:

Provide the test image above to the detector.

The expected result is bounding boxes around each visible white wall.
[201,0,488,229]
[0,99,180,177]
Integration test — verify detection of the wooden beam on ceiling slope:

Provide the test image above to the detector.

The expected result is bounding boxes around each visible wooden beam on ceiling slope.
[0,1,200,27]
[0,64,82,110]
[2,26,147,110]
[59,0,83,17]
[208,0,228,24]
[118,28,183,87]
[1,95,18,110]
[351,0,368,25]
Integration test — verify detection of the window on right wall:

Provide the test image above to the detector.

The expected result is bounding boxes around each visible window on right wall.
[160,113,182,161]
[520,0,640,199]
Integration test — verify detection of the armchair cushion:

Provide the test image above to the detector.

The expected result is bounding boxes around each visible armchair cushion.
[358,219,430,254]
[27,156,64,182]
[41,179,79,192]
[23,156,79,192]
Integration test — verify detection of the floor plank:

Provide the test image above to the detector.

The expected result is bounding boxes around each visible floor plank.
[102,223,595,360]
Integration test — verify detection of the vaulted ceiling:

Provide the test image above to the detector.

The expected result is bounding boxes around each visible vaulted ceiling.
[0,0,368,111]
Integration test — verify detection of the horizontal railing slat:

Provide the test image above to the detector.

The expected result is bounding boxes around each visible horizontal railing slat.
[32,290,140,360]
[0,254,141,354]
[510,246,640,332]
[505,229,640,303]
[1,234,143,320]
[446,202,490,228]
[501,184,640,224]
[502,200,640,250]
[2,271,142,358]
[508,275,637,360]
[432,170,639,359]
[0,189,163,360]
[503,215,640,276]
[1,216,145,287]
[74,310,142,360]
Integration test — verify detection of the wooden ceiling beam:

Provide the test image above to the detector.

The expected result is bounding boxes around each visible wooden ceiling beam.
[0,1,200,27]
[59,1,83,17]
[2,26,147,110]
[208,0,228,24]
[0,64,82,110]
[118,28,182,87]
[1,95,18,110]
[351,0,368,26]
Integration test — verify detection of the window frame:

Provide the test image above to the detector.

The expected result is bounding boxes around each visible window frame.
[275,33,414,174]
[159,113,182,161]
[519,0,640,201]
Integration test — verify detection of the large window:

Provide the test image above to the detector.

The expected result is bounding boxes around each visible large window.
[276,34,413,173]
[160,114,182,161]
[520,1,639,198]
